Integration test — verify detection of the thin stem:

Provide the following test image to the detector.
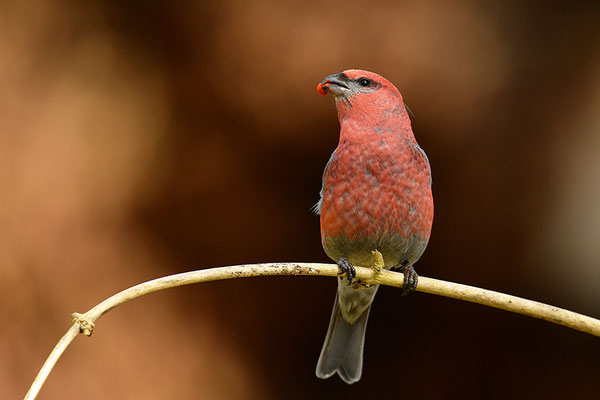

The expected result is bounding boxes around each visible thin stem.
[24,325,80,400]
[24,262,600,400]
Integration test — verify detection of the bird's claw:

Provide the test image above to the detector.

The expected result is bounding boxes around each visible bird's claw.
[399,262,418,296]
[337,257,356,286]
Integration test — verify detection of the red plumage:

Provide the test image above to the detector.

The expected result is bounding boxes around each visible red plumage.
[315,69,433,384]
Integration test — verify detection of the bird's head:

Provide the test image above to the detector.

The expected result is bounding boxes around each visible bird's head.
[317,69,406,121]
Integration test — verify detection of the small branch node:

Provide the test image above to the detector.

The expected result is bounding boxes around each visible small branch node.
[371,250,384,272]
[71,313,95,337]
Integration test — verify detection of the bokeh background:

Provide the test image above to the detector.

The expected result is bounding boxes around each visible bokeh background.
[2,1,599,399]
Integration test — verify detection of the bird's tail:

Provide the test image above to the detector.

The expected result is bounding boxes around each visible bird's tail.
[315,294,372,384]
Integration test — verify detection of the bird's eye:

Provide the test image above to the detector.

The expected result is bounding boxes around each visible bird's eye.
[358,78,371,87]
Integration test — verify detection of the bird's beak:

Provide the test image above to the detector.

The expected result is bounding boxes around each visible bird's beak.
[317,73,350,97]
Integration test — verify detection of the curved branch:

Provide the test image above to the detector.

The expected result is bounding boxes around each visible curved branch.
[24,262,600,400]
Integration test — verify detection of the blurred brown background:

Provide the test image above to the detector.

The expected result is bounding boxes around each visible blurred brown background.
[1,1,599,399]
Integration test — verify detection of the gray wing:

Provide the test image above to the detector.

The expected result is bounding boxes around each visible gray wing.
[414,144,432,187]
[311,151,337,214]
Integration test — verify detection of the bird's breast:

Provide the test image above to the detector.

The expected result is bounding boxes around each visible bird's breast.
[320,130,433,266]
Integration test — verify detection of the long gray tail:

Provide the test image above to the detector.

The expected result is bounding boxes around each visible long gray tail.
[315,294,372,384]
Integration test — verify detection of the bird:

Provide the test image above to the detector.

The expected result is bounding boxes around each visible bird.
[314,69,434,384]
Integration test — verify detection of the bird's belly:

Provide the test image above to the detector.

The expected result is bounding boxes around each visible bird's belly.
[320,164,432,268]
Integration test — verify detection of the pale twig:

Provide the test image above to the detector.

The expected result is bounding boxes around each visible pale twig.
[24,261,600,399]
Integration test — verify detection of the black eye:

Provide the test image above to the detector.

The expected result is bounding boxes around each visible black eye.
[358,78,371,87]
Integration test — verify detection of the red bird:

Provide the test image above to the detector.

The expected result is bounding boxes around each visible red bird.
[314,70,434,383]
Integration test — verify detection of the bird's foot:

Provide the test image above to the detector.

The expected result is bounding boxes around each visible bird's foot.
[398,261,418,296]
[337,257,356,286]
